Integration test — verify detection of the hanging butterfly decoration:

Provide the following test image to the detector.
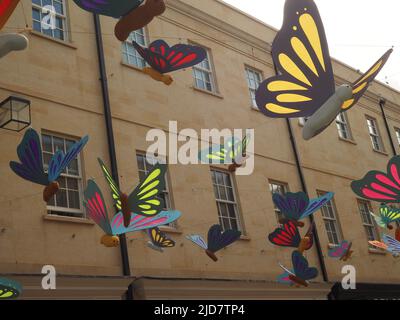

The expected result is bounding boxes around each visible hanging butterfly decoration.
[370,205,400,230]
[0,277,22,299]
[98,158,167,228]
[198,135,251,172]
[132,40,207,85]
[84,180,181,247]
[328,240,353,262]
[186,224,241,262]
[268,221,315,254]
[146,227,175,252]
[369,234,400,258]
[351,156,400,204]
[272,191,334,227]
[0,0,20,30]
[277,250,318,287]
[255,0,392,140]
[10,128,89,203]
[72,0,166,42]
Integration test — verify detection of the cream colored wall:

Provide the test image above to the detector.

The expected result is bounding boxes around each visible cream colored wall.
[0,0,400,291]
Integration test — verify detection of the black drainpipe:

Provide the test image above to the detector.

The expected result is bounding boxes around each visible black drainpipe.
[379,98,397,156]
[93,14,132,293]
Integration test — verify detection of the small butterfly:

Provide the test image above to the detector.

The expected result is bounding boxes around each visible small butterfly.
[98,158,167,228]
[273,191,334,227]
[198,135,251,172]
[370,205,400,230]
[186,224,241,262]
[268,221,314,253]
[146,227,175,253]
[369,234,400,257]
[278,250,319,287]
[328,240,353,262]
[84,179,181,247]
[352,155,400,204]
[255,0,392,140]
[132,40,207,85]
[10,128,89,203]
[0,277,22,299]
[0,0,20,31]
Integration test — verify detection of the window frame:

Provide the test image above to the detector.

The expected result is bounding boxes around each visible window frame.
[244,66,263,109]
[122,27,148,69]
[357,199,380,243]
[268,180,289,224]
[317,190,343,246]
[394,127,400,146]
[366,116,385,152]
[192,44,217,93]
[336,112,353,141]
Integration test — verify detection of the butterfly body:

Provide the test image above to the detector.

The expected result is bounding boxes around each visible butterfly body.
[100,234,120,247]
[143,66,173,85]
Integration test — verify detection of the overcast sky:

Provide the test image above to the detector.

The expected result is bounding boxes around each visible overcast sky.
[223,0,400,91]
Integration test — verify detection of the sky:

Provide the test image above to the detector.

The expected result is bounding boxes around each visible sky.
[223,0,400,91]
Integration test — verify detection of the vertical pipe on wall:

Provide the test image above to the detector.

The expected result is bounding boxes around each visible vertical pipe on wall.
[93,14,132,283]
[379,98,397,156]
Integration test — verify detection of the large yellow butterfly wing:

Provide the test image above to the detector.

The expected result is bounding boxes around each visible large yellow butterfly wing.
[341,49,393,111]
[256,0,335,118]
[98,158,123,211]
[127,163,167,216]
[149,227,175,248]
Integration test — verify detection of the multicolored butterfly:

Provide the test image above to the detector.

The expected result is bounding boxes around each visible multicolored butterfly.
[84,179,181,247]
[73,0,166,42]
[0,277,22,299]
[186,224,241,262]
[328,240,353,262]
[277,250,318,287]
[10,128,89,203]
[273,191,334,227]
[0,0,20,31]
[369,234,400,257]
[132,40,207,85]
[370,205,400,230]
[98,158,167,228]
[198,135,251,172]
[255,0,392,140]
[146,227,175,252]
[352,155,400,204]
[268,221,314,253]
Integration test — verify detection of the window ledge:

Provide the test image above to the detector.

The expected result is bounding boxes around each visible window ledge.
[120,61,145,74]
[30,30,77,49]
[239,235,251,241]
[368,248,387,255]
[191,86,224,99]
[43,214,94,225]
[372,148,389,156]
[338,137,357,145]
[158,226,183,234]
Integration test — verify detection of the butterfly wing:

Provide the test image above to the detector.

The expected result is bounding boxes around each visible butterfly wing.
[255,0,335,118]
[268,221,301,248]
[186,234,208,250]
[9,128,48,186]
[207,224,241,253]
[341,49,393,111]
[378,205,400,227]
[198,142,230,164]
[369,240,388,251]
[127,163,167,217]
[272,192,309,222]
[300,192,334,219]
[147,227,175,248]
[47,135,89,182]
[111,210,181,235]
[72,0,143,18]
[98,158,123,211]
[328,240,350,259]
[84,180,113,235]
[277,269,293,285]
[292,250,318,281]
[0,277,22,299]
[351,156,400,203]
[382,234,400,256]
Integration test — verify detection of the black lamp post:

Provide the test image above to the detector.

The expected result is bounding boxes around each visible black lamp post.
[0,96,31,132]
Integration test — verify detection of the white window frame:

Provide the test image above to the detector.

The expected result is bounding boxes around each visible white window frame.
[192,46,216,93]
[245,66,262,109]
[32,0,69,41]
[395,127,400,146]
[122,28,148,69]
[211,169,242,232]
[366,116,385,152]
[42,132,85,217]
[269,181,289,224]
[336,112,352,140]
[317,191,342,246]
[357,199,379,243]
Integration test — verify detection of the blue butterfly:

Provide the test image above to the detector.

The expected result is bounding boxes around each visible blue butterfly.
[273,191,334,227]
[10,128,89,202]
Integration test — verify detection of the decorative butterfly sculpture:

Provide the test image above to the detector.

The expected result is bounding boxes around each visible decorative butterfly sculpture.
[0,0,20,30]
[146,227,175,252]
[198,135,251,172]
[0,277,22,299]
[268,221,314,254]
[10,128,89,203]
[369,234,400,258]
[186,224,241,262]
[132,40,207,85]
[352,156,400,204]
[84,180,181,247]
[255,0,392,140]
[277,250,318,287]
[370,205,400,230]
[328,240,353,262]
[72,0,166,41]
[272,191,334,227]
[98,158,167,228]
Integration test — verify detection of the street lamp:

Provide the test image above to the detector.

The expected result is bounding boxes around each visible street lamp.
[0,96,31,132]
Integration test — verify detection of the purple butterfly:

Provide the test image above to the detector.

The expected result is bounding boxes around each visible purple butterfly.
[72,0,143,18]
[328,240,353,261]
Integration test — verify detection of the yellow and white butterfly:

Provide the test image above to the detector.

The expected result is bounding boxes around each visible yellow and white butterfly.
[255,0,393,140]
